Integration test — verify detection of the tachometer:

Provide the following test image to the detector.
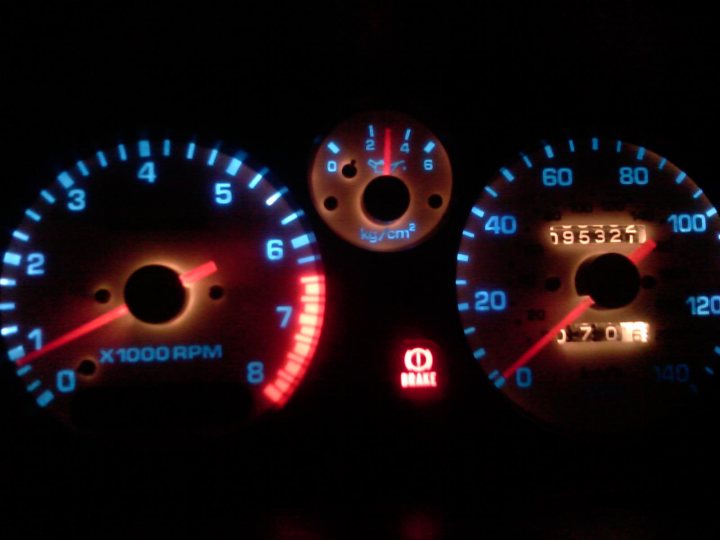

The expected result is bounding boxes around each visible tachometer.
[0,139,325,430]
[456,138,720,430]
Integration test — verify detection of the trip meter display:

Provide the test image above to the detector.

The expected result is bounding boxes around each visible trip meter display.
[0,139,325,430]
[456,139,720,430]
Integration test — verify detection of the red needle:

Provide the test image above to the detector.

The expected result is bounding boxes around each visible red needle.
[383,127,392,175]
[179,260,218,286]
[501,239,657,381]
[17,260,218,367]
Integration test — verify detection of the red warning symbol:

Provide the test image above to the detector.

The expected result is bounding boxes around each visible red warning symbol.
[401,348,437,389]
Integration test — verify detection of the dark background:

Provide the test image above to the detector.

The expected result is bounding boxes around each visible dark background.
[2,2,719,538]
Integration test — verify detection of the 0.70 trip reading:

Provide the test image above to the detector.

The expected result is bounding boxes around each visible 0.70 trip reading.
[557,321,650,344]
[549,224,646,245]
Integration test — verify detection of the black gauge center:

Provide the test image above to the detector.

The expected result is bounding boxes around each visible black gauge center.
[124,265,187,324]
[362,175,410,223]
[575,253,640,309]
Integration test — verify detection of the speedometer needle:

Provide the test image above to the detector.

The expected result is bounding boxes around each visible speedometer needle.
[383,127,392,175]
[16,260,218,367]
[501,240,657,382]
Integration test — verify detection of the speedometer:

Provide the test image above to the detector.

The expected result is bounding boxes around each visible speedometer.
[456,138,720,430]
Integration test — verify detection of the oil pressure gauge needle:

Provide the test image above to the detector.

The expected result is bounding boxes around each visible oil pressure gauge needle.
[501,240,656,382]
[383,128,392,175]
[16,260,218,367]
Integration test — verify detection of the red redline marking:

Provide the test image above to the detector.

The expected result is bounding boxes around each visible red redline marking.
[277,369,295,384]
[275,378,291,393]
[285,361,302,376]
[17,260,218,367]
[287,352,306,364]
[304,303,323,315]
[262,274,326,407]
[299,314,319,326]
[383,128,392,175]
[263,384,283,404]
[501,240,657,380]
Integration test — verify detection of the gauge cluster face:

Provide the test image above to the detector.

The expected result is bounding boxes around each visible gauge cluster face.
[3,3,720,538]
[5,131,720,433]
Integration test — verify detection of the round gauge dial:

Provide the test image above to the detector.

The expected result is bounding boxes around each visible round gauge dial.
[310,111,452,251]
[0,139,325,429]
[456,138,720,430]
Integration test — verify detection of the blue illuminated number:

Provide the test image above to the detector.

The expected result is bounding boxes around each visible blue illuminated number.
[516,367,533,388]
[137,161,157,183]
[67,189,86,211]
[56,370,76,393]
[28,328,42,350]
[619,166,649,185]
[266,239,284,261]
[423,159,434,171]
[474,290,508,312]
[365,139,375,151]
[247,361,264,385]
[214,182,232,205]
[668,213,707,233]
[687,295,720,316]
[27,253,45,276]
[400,142,410,154]
[484,215,517,235]
[653,364,690,383]
[327,160,338,173]
[542,167,573,187]
[276,305,293,328]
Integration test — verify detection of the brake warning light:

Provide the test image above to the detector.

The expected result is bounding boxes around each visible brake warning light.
[401,347,437,389]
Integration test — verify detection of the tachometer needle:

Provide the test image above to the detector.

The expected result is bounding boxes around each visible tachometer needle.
[179,260,218,286]
[16,260,218,367]
[501,240,657,382]
[383,127,392,175]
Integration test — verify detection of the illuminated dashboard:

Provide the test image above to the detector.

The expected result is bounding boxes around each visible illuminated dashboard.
[2,3,719,538]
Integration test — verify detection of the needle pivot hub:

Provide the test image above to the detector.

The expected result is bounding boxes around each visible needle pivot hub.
[363,175,411,223]
[124,265,187,324]
[575,253,641,309]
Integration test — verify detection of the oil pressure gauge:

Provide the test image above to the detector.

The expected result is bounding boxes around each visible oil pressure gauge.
[310,111,452,251]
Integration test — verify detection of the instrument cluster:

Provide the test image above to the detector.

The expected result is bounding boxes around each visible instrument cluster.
[2,3,718,537]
